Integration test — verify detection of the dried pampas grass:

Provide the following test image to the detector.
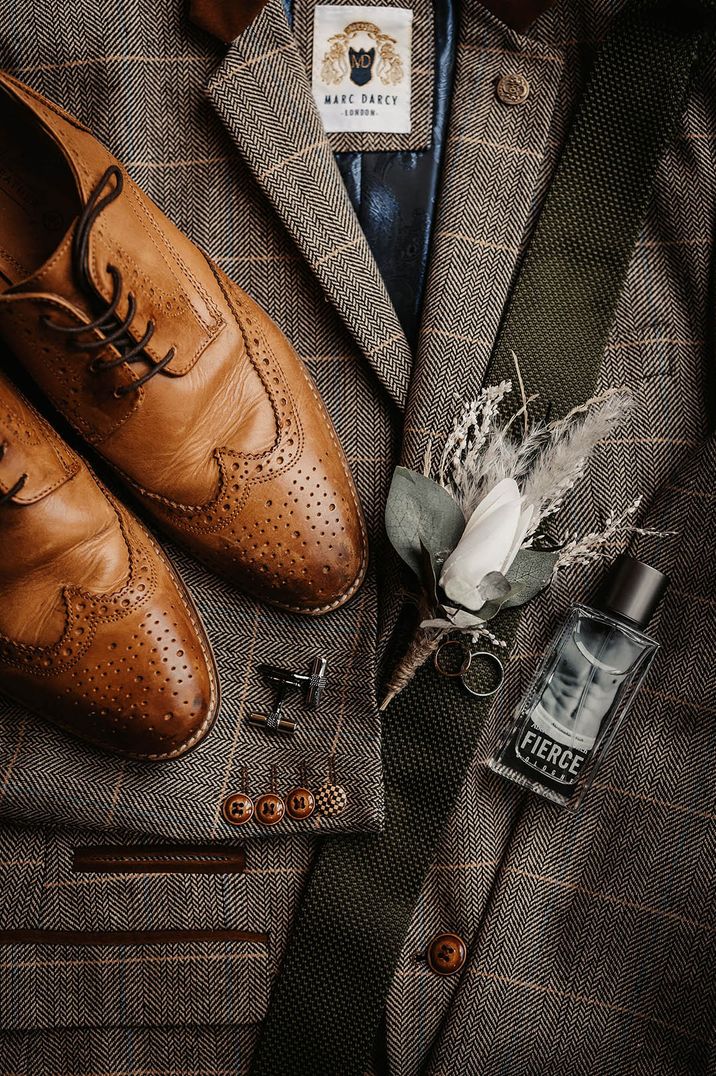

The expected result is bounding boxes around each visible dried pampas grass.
[519,389,631,534]
[554,497,673,570]
[438,369,632,542]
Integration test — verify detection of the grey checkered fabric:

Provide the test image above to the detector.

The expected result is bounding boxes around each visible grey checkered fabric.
[0,0,715,1072]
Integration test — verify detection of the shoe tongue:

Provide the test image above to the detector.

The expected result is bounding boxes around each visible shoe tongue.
[12,186,223,378]
[0,376,78,504]
[84,183,223,377]
[11,216,90,317]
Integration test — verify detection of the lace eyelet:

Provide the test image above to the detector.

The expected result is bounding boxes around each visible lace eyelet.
[112,386,127,400]
[89,358,105,374]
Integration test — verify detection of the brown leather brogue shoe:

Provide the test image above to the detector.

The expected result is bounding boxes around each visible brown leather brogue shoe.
[0,370,219,760]
[0,72,367,615]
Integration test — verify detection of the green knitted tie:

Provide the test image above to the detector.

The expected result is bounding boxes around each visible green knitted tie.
[251,4,714,1074]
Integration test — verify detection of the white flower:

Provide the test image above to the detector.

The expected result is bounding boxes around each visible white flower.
[439,477,533,612]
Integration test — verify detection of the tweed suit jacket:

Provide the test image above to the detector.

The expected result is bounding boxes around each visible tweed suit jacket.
[0,0,715,1074]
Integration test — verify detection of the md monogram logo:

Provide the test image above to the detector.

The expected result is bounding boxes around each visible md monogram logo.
[349,46,375,85]
[321,20,404,87]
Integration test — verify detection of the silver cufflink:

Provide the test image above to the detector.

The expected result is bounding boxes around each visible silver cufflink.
[247,656,328,735]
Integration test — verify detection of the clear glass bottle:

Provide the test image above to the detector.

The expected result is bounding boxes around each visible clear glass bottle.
[489,556,668,808]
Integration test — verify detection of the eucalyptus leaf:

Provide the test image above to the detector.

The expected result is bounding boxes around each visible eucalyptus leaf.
[385,467,465,582]
[473,597,507,622]
[477,571,511,604]
[452,571,511,618]
[502,548,558,609]
[465,571,510,621]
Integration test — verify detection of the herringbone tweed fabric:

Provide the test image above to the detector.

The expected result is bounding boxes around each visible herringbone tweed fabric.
[0,0,714,1074]
[0,822,314,1073]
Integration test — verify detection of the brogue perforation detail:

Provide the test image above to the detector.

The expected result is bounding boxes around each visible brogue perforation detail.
[123,283,306,531]
[214,458,359,600]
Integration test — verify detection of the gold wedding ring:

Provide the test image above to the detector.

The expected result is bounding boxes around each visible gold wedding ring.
[433,639,472,678]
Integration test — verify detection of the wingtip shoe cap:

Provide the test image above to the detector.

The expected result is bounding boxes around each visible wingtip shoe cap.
[0,371,219,760]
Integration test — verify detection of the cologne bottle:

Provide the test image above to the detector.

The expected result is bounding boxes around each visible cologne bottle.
[489,556,668,808]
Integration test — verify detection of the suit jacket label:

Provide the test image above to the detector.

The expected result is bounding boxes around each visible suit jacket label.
[311,5,412,133]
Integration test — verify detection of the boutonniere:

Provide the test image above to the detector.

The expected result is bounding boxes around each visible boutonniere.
[381,369,662,709]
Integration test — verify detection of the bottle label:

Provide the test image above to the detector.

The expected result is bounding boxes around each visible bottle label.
[509,704,597,790]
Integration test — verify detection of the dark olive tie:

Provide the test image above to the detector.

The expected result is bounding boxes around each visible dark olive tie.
[250,2,716,1074]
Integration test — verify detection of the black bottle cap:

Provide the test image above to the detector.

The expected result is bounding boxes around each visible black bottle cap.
[593,555,669,629]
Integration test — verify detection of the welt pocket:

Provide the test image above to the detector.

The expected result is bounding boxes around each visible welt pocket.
[0,929,270,1030]
[600,339,678,384]
[72,843,246,874]
[0,928,266,945]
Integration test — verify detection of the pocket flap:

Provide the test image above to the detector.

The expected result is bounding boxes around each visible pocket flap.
[0,930,269,1030]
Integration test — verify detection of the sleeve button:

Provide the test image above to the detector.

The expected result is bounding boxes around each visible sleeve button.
[255,791,286,826]
[285,786,316,820]
[222,792,254,826]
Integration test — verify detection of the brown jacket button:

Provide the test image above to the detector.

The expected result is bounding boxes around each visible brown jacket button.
[427,933,467,976]
[222,792,254,826]
[255,792,285,826]
[285,786,316,820]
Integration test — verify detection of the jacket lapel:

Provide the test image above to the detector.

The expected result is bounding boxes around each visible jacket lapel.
[205,0,411,410]
[401,12,570,472]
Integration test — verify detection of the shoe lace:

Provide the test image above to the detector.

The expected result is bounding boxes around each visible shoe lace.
[40,165,175,398]
[0,442,27,505]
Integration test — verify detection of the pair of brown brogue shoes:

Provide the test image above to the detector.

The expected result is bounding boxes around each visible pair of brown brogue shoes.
[0,72,367,760]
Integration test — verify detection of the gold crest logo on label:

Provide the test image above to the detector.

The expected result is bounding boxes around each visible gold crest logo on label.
[321,21,405,87]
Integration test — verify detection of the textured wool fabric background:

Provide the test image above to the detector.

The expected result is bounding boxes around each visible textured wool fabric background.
[249,4,716,1073]
[0,0,714,1072]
